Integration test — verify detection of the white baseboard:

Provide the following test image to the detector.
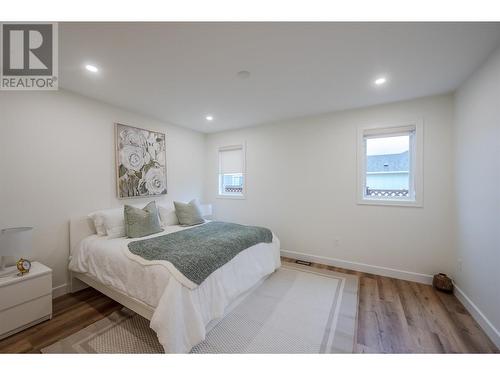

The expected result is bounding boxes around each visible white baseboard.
[454,284,500,349]
[52,283,68,299]
[280,249,433,285]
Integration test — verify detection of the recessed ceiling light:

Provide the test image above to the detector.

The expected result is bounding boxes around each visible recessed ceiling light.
[374,77,387,85]
[85,64,99,73]
[205,115,214,121]
[237,70,251,79]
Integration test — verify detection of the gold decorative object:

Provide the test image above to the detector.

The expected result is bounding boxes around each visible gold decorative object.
[16,258,32,275]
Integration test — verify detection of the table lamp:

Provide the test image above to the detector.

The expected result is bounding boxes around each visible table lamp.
[0,227,34,277]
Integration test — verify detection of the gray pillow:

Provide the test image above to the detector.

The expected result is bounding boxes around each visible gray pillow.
[124,201,163,238]
[174,199,205,226]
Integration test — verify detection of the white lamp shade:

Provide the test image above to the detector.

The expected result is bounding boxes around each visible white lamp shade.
[0,227,34,257]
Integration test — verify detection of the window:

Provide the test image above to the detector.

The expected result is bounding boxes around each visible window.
[218,144,245,198]
[357,122,423,206]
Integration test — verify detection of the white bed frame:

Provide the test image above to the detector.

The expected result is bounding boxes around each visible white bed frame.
[68,213,269,328]
[69,216,154,320]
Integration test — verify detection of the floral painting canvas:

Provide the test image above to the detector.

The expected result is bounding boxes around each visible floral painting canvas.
[116,123,167,198]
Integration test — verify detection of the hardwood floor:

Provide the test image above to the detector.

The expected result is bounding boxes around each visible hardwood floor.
[0,258,497,353]
[282,258,497,353]
[0,288,123,353]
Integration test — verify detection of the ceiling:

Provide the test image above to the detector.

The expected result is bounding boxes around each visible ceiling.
[59,22,500,133]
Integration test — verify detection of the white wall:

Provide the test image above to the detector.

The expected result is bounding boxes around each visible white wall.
[0,90,205,290]
[205,95,455,280]
[454,46,500,345]
[0,65,496,346]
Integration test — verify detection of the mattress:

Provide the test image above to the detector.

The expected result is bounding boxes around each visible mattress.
[69,223,281,353]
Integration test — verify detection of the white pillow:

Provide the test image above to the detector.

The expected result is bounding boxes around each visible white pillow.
[102,208,126,238]
[89,202,165,238]
[158,204,179,226]
[88,207,125,238]
[88,211,106,236]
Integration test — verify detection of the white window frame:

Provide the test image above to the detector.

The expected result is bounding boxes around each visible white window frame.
[357,120,423,207]
[217,143,246,200]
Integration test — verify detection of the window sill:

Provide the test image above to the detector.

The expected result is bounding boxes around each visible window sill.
[217,194,246,200]
[357,198,422,207]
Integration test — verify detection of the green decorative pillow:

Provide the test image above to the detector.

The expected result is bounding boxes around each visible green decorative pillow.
[124,201,163,238]
[174,199,205,226]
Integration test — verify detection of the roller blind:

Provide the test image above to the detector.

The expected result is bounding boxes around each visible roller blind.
[219,146,243,174]
[363,124,416,138]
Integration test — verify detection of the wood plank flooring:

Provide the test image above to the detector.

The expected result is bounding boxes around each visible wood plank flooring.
[0,288,123,353]
[0,258,497,353]
[282,258,497,353]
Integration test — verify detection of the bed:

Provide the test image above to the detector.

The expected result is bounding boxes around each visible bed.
[68,216,281,353]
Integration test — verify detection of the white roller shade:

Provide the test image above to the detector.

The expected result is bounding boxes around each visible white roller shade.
[363,124,416,138]
[219,147,243,174]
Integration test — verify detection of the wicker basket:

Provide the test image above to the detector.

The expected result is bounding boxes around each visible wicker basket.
[433,273,454,293]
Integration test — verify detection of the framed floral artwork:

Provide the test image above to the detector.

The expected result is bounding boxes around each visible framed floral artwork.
[115,123,167,198]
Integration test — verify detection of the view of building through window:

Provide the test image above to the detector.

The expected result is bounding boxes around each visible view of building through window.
[221,173,244,194]
[365,135,410,198]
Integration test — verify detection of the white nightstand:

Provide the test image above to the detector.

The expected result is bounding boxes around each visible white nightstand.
[0,262,52,340]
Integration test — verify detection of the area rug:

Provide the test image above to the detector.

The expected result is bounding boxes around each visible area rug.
[42,264,358,353]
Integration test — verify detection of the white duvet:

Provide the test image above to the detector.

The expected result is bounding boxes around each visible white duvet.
[68,223,281,353]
